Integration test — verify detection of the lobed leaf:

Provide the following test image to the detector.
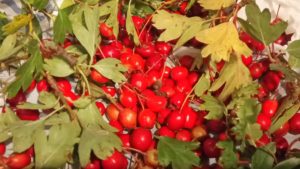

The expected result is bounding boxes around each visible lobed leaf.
[287,40,300,68]
[198,0,235,10]
[44,57,74,77]
[251,143,276,169]
[200,94,226,120]
[217,140,238,169]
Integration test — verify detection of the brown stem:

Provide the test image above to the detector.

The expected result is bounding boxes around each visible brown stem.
[45,72,77,121]
[55,46,78,66]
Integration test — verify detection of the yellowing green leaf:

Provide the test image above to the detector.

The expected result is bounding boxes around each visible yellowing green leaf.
[104,0,120,37]
[2,14,32,35]
[0,33,23,61]
[92,58,127,83]
[196,22,252,62]
[43,57,74,77]
[209,56,252,101]
[200,94,226,120]
[194,74,210,97]
[152,10,204,47]
[0,108,20,142]
[198,0,235,10]
[60,0,75,9]
[126,0,140,45]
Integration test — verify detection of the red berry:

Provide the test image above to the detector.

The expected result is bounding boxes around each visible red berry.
[119,108,137,129]
[155,42,172,56]
[95,101,106,115]
[187,71,199,86]
[138,109,156,129]
[99,23,114,39]
[7,153,31,169]
[261,99,278,117]
[130,73,148,91]
[261,71,281,91]
[37,79,49,92]
[119,90,137,108]
[179,55,194,68]
[203,138,221,158]
[175,80,192,94]
[206,119,226,134]
[240,32,253,44]
[147,70,160,86]
[7,91,26,107]
[171,66,188,81]
[26,80,36,93]
[109,120,123,133]
[136,43,156,58]
[256,134,271,147]
[99,45,121,59]
[216,60,225,72]
[146,95,167,112]
[121,53,145,71]
[90,70,109,84]
[131,128,153,152]
[257,114,271,131]
[157,109,171,124]
[176,130,192,142]
[101,86,116,97]
[182,106,198,129]
[157,126,175,138]
[16,109,39,121]
[106,104,120,121]
[274,137,288,153]
[253,41,265,51]
[0,143,6,155]
[101,151,128,169]
[132,16,144,31]
[289,113,300,134]
[273,122,289,138]
[241,55,252,66]
[85,159,101,169]
[249,63,264,79]
[167,111,186,131]
[179,1,188,14]
[118,133,130,148]
[170,92,186,108]
[56,78,72,93]
[63,90,79,107]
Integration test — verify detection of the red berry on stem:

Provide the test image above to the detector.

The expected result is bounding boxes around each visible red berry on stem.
[146,95,167,112]
[167,111,186,131]
[101,151,128,169]
[155,42,172,56]
[119,108,137,129]
[130,73,148,91]
[249,63,264,79]
[109,120,123,133]
[101,86,117,97]
[203,138,221,158]
[261,99,278,117]
[16,109,39,121]
[257,114,271,131]
[106,104,120,121]
[7,153,31,169]
[118,133,130,148]
[26,80,36,93]
[138,109,156,129]
[289,113,300,134]
[85,159,101,169]
[241,55,252,66]
[273,122,289,138]
[131,128,153,152]
[157,126,175,138]
[119,89,137,108]
[90,70,109,84]
[171,66,188,81]
[56,78,72,93]
[176,129,192,142]
[37,79,49,92]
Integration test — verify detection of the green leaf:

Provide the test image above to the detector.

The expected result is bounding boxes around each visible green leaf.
[157,137,200,169]
[210,56,252,101]
[217,140,238,169]
[232,98,262,142]
[200,94,226,120]
[187,0,197,11]
[18,91,59,110]
[45,112,71,126]
[54,7,73,43]
[196,22,252,62]
[273,157,300,169]
[287,40,300,68]
[238,3,288,45]
[60,0,75,9]
[11,121,44,153]
[269,103,300,133]
[270,63,300,81]
[92,58,127,83]
[27,0,49,10]
[198,0,235,10]
[43,57,74,77]
[77,101,117,132]
[251,143,276,169]
[194,74,210,97]
[0,12,9,41]
[78,126,122,166]
[0,33,24,61]
[152,10,204,48]
[126,0,140,45]
[7,40,43,98]
[69,5,100,59]
[104,0,119,37]
[0,108,20,142]
[231,82,259,99]
[2,14,32,35]
[73,96,92,108]
[34,121,80,168]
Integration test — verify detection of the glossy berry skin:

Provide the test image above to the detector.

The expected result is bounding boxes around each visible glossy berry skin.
[101,151,128,169]
[256,134,271,147]
[146,95,167,112]
[274,137,289,153]
[109,120,123,133]
[85,159,101,169]
[56,78,72,93]
[157,126,175,138]
[36,79,49,92]
[119,90,137,108]
[262,71,281,91]
[136,44,156,58]
[289,113,300,134]
[257,114,271,131]
[182,106,198,129]
[7,153,31,169]
[106,104,120,121]
[0,143,5,155]
[101,86,116,97]
[157,109,171,124]
[95,101,106,115]
[171,66,188,81]
[167,111,186,131]
[118,133,130,148]
[179,1,188,14]
[202,138,221,158]
[206,119,226,134]
[179,55,194,68]
[99,23,113,39]
[155,42,172,56]
[261,99,278,117]
[249,63,264,79]
[130,128,153,152]
[132,16,144,31]
[119,108,137,129]
[187,72,199,86]
[241,55,252,66]
[138,109,156,129]
[26,80,36,93]
[63,90,79,107]
[192,125,207,140]
[273,122,289,138]
[7,91,26,107]
[176,130,192,142]
[90,70,109,84]
[130,73,148,91]
[16,109,39,121]
[170,92,186,108]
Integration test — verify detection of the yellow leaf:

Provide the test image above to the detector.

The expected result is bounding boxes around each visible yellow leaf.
[196,22,251,62]
[198,0,235,10]
[152,10,204,44]
[2,14,32,35]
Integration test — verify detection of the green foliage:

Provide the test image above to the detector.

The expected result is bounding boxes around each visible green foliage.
[251,143,276,169]
[44,57,74,77]
[34,121,80,168]
[126,0,140,45]
[53,7,73,43]
[217,140,238,169]
[152,10,204,49]
[92,58,128,83]
[18,91,60,110]
[69,5,100,60]
[25,0,49,10]
[273,158,300,169]
[194,74,210,97]
[103,0,120,37]
[0,12,9,41]
[200,94,226,120]
[7,40,43,98]
[0,108,20,142]
[0,33,24,61]
[198,0,235,10]
[78,127,122,166]
[238,3,288,45]
[157,137,200,169]
[210,56,252,101]
[2,14,32,35]
[287,40,300,67]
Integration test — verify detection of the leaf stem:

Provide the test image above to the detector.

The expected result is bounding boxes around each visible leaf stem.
[77,65,91,95]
